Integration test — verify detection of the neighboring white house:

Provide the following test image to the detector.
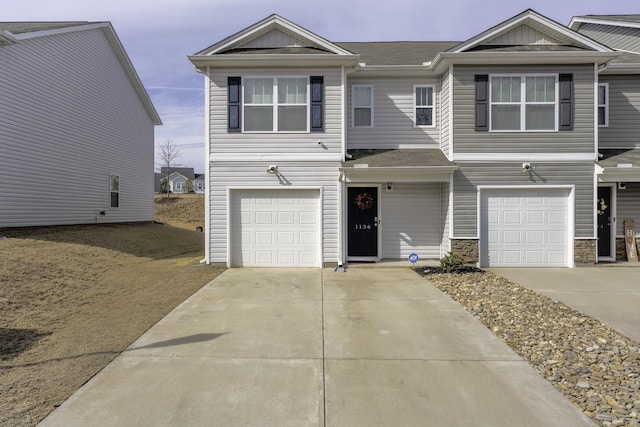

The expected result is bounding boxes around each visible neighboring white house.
[189,10,640,268]
[0,22,161,227]
[155,167,205,193]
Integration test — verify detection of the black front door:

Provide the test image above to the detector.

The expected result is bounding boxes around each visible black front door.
[597,186,612,257]
[348,187,378,257]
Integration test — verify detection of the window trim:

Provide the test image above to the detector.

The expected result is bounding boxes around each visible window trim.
[489,73,559,132]
[413,85,436,128]
[598,82,609,127]
[352,85,374,128]
[241,76,310,133]
[110,174,120,209]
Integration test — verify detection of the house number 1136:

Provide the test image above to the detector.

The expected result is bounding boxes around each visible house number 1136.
[355,224,372,230]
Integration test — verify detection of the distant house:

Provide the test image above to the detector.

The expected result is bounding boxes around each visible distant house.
[0,22,161,228]
[155,167,205,193]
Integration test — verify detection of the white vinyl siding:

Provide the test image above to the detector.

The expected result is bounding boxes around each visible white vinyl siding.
[452,65,595,154]
[616,183,640,237]
[347,77,441,149]
[598,76,640,149]
[0,28,155,227]
[208,68,342,156]
[209,162,341,266]
[381,183,445,259]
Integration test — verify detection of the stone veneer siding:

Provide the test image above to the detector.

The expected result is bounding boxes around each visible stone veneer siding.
[574,239,597,264]
[615,238,640,262]
[450,239,479,263]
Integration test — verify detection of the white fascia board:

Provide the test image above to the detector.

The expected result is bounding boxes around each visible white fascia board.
[189,54,359,68]
[570,17,640,31]
[437,51,619,66]
[11,22,111,40]
[211,153,343,162]
[454,153,596,162]
[340,166,458,183]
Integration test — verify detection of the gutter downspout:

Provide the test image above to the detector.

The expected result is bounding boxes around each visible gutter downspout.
[201,65,211,264]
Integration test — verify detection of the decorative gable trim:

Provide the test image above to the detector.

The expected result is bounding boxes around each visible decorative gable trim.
[450,9,613,53]
[485,24,563,46]
[238,28,311,50]
[195,14,353,56]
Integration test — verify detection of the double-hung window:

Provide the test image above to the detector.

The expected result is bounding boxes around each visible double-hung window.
[490,74,557,131]
[353,85,373,127]
[110,174,119,208]
[598,83,608,127]
[243,77,308,132]
[414,85,435,127]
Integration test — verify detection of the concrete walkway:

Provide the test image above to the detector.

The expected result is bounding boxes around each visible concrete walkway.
[40,268,592,426]
[488,266,640,342]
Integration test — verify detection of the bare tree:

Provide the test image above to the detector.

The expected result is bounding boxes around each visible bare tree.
[158,139,181,198]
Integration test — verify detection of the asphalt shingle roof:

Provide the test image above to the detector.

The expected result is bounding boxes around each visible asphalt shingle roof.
[599,149,640,167]
[343,149,455,168]
[336,42,459,65]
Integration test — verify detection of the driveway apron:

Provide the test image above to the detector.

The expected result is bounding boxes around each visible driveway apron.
[40,268,592,426]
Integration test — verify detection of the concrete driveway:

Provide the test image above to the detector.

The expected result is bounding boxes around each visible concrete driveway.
[488,266,640,342]
[40,268,592,427]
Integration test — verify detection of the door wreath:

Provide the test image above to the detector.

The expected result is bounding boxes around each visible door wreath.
[354,192,374,210]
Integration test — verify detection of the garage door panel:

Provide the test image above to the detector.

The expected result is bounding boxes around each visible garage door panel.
[481,188,570,267]
[231,190,320,267]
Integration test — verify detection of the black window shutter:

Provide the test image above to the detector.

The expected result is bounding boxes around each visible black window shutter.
[559,74,573,131]
[228,77,241,132]
[475,75,489,131]
[310,76,324,132]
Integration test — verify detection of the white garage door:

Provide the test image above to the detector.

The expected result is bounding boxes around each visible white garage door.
[231,189,320,267]
[480,188,570,267]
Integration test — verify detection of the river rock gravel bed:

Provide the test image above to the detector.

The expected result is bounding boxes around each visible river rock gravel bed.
[416,268,640,427]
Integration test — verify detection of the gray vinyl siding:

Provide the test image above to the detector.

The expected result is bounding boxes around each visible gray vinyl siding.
[616,182,640,236]
[208,68,342,156]
[346,77,440,149]
[452,162,595,238]
[440,72,451,158]
[578,23,640,53]
[380,183,446,259]
[209,161,341,264]
[0,28,155,227]
[599,75,640,149]
[452,65,596,154]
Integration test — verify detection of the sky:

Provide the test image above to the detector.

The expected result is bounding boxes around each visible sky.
[4,0,639,173]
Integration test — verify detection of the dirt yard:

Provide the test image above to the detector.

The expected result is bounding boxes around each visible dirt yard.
[0,195,219,426]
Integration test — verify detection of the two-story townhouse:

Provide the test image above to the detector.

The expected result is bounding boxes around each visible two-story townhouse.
[570,15,640,261]
[190,9,620,268]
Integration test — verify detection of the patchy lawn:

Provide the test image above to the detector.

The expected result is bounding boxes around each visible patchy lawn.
[1,196,219,426]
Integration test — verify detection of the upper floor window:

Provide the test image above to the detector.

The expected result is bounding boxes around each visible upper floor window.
[110,174,119,208]
[243,77,308,132]
[598,83,608,127]
[490,74,557,131]
[414,85,435,127]
[353,85,373,127]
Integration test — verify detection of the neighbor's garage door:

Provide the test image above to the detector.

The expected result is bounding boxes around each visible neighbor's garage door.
[480,188,570,267]
[230,189,320,267]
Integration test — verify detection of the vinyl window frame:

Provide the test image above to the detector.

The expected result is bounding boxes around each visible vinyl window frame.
[242,76,310,133]
[489,73,559,132]
[598,83,609,127]
[352,85,374,128]
[110,174,120,209]
[414,85,435,128]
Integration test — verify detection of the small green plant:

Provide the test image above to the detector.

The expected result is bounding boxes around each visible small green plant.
[439,252,465,273]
